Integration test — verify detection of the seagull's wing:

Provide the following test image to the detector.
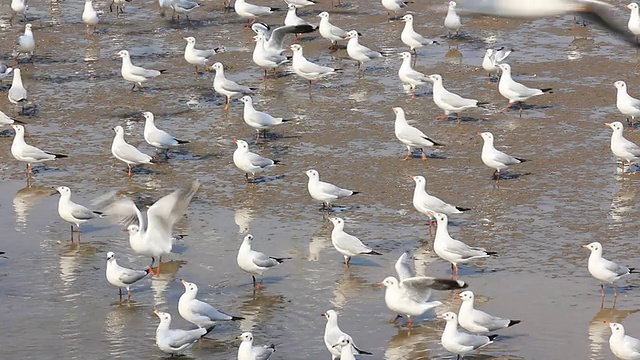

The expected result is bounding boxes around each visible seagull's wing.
[394,251,414,281]
[221,78,253,93]
[491,148,522,165]
[334,231,373,254]
[129,64,161,78]
[444,238,489,259]
[440,90,478,108]
[167,328,206,348]
[299,58,335,74]
[147,180,200,230]
[18,143,52,159]
[101,198,145,229]
[317,181,352,197]
[270,25,315,49]
[118,267,149,284]
[190,299,234,321]
[602,258,630,277]
[148,128,177,145]
[70,204,98,220]
[247,152,275,168]
[251,251,280,268]
[328,24,348,38]
[622,140,640,157]
[252,345,276,360]
[456,332,492,350]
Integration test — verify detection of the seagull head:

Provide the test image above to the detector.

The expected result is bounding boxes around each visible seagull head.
[400,52,411,60]
[113,125,124,134]
[332,336,350,348]
[180,279,198,293]
[582,242,602,253]
[434,212,448,224]
[56,186,70,196]
[328,217,343,228]
[318,11,329,19]
[290,44,303,53]
[11,124,24,134]
[287,3,296,10]
[392,107,404,116]
[239,95,252,104]
[626,3,639,11]
[448,1,456,9]
[125,224,140,235]
[378,277,398,287]
[106,251,115,261]
[427,74,442,83]
[485,48,494,57]
[141,111,154,122]
[477,131,493,143]
[242,234,254,244]
[457,290,474,301]
[305,169,319,179]
[409,175,425,184]
[25,23,32,31]
[321,309,337,320]
[183,36,196,44]
[233,138,249,150]
[498,63,511,73]
[400,14,413,22]
[212,62,223,71]
[440,311,457,322]
[236,332,253,342]
[605,121,623,133]
[613,80,626,90]
[251,22,269,34]
[607,321,625,334]
[154,310,171,322]
[344,30,358,40]
[115,50,129,59]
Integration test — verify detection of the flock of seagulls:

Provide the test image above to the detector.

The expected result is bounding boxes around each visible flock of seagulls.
[4,0,640,359]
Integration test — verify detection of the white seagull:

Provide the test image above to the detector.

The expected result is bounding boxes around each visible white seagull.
[398,52,429,97]
[0,62,13,83]
[213,62,256,110]
[82,0,101,34]
[444,1,462,36]
[178,279,244,328]
[331,336,358,360]
[410,175,470,226]
[481,47,512,81]
[305,169,359,211]
[400,14,438,54]
[434,213,497,277]
[344,30,382,71]
[252,31,290,79]
[232,138,279,183]
[237,332,276,360]
[328,217,382,266]
[379,251,467,326]
[234,0,279,24]
[116,50,166,91]
[251,22,315,53]
[183,37,224,73]
[583,241,635,297]
[240,96,290,138]
[170,0,200,21]
[381,0,409,19]
[284,4,313,28]
[605,121,640,170]
[322,310,371,360]
[111,125,153,176]
[440,312,498,360]
[8,68,28,114]
[626,3,640,42]
[393,107,443,160]
[106,251,151,299]
[154,310,213,355]
[0,110,19,126]
[478,131,528,179]
[614,80,640,126]
[606,321,640,360]
[285,0,316,8]
[55,186,103,239]
[290,44,340,88]
[318,12,348,50]
[457,290,521,333]
[104,180,200,273]
[142,111,190,156]
[11,124,67,173]
[236,234,290,289]
[498,63,552,114]
[428,74,484,119]
[10,0,27,23]
[16,23,35,61]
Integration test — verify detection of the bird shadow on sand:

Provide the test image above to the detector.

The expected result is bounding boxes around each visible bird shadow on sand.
[440,116,488,123]
[500,103,554,114]
[248,174,286,184]
[405,150,447,160]
[319,204,361,213]
[254,133,302,142]
[28,165,65,174]
[455,267,501,278]
[120,167,159,176]
[341,258,383,268]
[490,172,532,181]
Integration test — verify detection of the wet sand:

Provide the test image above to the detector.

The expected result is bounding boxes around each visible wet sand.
[1,0,640,359]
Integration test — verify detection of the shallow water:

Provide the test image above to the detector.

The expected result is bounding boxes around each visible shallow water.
[1,0,640,359]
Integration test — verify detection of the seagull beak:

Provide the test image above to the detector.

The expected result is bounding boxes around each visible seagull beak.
[123,228,128,232]
[455,294,461,299]
[236,335,243,339]
[625,5,630,8]
[331,343,340,348]
[604,320,610,324]
[408,175,414,179]
[476,132,482,136]
[181,279,187,284]
[604,123,611,127]
[581,244,589,248]
[376,282,383,286]
[232,137,238,142]
[153,309,159,315]
[344,35,351,40]
[320,313,326,317]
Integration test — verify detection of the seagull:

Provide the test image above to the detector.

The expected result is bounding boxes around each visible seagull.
[11,125,67,173]
[8,68,28,114]
[331,337,358,360]
[212,62,256,110]
[400,14,438,54]
[440,312,498,360]
[606,321,640,360]
[110,0,131,14]
[379,251,467,326]
[234,0,279,25]
[444,1,462,36]
[305,169,359,211]
[103,180,200,273]
[232,138,279,183]
[15,24,35,61]
[457,291,521,333]
[116,50,166,91]
[290,44,340,88]
[381,0,409,20]
[170,0,200,21]
[322,310,372,360]
[614,80,640,126]
[398,52,429,97]
[0,110,21,126]
[239,96,290,138]
[498,63,552,115]
[434,213,497,277]
[481,47,512,81]
[0,62,14,83]
[251,22,315,53]
[142,111,189,156]
[410,175,470,226]
[285,0,316,7]
[428,74,485,119]
[328,217,382,266]
[605,121,640,171]
[318,12,348,50]
[183,37,224,73]
[111,125,153,176]
[344,30,382,71]
[236,234,290,289]
[284,4,314,29]
[82,0,101,34]
[478,131,528,179]
[583,241,635,297]
[393,107,443,161]
[626,3,640,42]
[105,252,151,299]
[55,186,103,239]
[252,32,290,79]
[237,332,276,360]
[10,0,27,24]
[457,0,640,47]
[178,279,244,328]
[154,310,213,355]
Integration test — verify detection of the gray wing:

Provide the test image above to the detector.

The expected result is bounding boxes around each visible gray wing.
[252,345,276,360]
[247,152,275,168]
[252,251,280,268]
[328,24,348,38]
[167,328,206,348]
[190,300,234,320]
[147,180,200,228]
[129,64,161,78]
[193,48,218,58]
[298,58,335,74]
[493,149,522,165]
[440,90,478,108]
[119,267,149,284]
[18,144,54,160]
[101,198,142,228]
[270,25,315,49]
[70,204,98,220]
[456,332,492,350]
[404,69,427,83]
[9,86,27,102]
[445,239,489,259]
[0,110,13,125]
[622,141,640,157]
[335,232,373,254]
[506,79,542,97]
[220,78,252,93]
[395,251,414,281]
[318,181,352,197]
[470,308,511,329]
[602,258,630,276]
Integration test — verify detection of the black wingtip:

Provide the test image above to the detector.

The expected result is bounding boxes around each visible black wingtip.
[488,334,499,342]
[270,7,281,11]
[351,191,361,195]
[455,206,471,212]
[270,257,292,263]
[282,119,293,122]
[486,251,498,256]
[368,250,383,256]
[93,211,104,216]
[204,326,215,336]
[508,320,521,327]
[423,136,444,147]
[541,88,553,93]
[515,157,529,163]
[231,316,245,321]
[293,24,315,34]
[353,345,372,355]
[476,101,491,108]
[273,160,281,165]
[268,344,276,351]
[430,279,468,290]
[629,268,636,273]
[50,153,68,159]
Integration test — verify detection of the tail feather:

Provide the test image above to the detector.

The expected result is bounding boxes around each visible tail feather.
[455,206,471,212]
[508,320,521,327]
[270,7,281,11]
[629,268,636,273]
[272,160,282,165]
[423,136,444,147]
